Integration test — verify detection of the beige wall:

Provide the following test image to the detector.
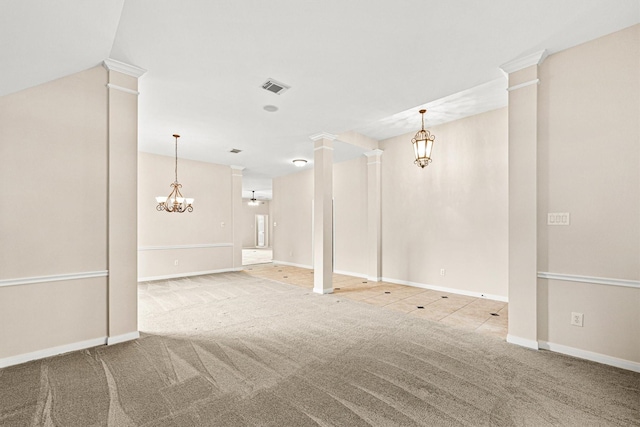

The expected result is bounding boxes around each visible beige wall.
[334,157,368,275]
[380,108,509,298]
[240,199,271,248]
[272,158,370,272]
[0,65,140,361]
[536,24,640,362]
[138,152,234,279]
[272,169,314,267]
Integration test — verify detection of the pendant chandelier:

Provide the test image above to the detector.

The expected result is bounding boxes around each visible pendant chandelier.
[155,134,194,213]
[411,109,435,168]
[248,190,260,206]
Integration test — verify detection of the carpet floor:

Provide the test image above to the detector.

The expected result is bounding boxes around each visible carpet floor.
[1,272,639,426]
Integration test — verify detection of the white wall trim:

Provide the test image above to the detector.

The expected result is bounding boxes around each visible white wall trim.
[0,270,108,288]
[313,145,334,151]
[381,276,508,302]
[138,243,233,251]
[106,83,140,96]
[103,58,146,77]
[107,331,140,345]
[537,272,640,289]
[506,79,540,91]
[499,49,548,74]
[0,337,107,369]
[363,149,384,158]
[334,269,368,279]
[230,165,245,171]
[506,334,539,350]
[539,341,640,373]
[272,260,313,269]
[138,267,242,282]
[309,132,337,141]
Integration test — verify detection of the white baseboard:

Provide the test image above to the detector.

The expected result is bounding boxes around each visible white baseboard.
[0,336,107,369]
[138,267,242,282]
[107,331,140,345]
[313,287,333,294]
[381,276,508,302]
[506,334,539,350]
[333,269,368,279]
[271,260,313,269]
[539,341,640,373]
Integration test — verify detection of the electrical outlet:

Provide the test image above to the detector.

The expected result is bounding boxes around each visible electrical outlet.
[440,269,446,276]
[174,259,179,266]
[571,312,584,327]
[220,222,225,227]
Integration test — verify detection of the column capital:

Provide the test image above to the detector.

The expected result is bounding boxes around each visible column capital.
[364,149,384,158]
[230,165,245,171]
[103,58,147,78]
[499,49,548,74]
[309,132,337,142]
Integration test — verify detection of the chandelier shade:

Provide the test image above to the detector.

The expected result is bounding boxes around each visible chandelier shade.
[156,134,194,213]
[411,109,435,168]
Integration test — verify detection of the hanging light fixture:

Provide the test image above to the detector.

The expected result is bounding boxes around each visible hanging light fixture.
[248,190,260,206]
[155,134,194,213]
[411,109,435,168]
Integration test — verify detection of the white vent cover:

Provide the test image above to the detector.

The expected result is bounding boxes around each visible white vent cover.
[261,78,290,95]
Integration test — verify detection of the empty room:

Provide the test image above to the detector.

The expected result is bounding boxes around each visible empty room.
[1,1,639,426]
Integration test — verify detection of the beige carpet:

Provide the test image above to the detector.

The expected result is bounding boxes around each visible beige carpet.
[1,272,639,426]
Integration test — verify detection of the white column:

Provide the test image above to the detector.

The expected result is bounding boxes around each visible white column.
[364,149,383,281]
[500,50,547,350]
[103,59,146,344]
[310,132,336,294]
[231,165,244,269]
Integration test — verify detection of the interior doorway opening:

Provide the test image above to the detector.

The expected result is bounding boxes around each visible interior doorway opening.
[242,214,272,266]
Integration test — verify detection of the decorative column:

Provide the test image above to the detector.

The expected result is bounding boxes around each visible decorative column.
[231,165,244,270]
[103,59,146,345]
[364,149,383,281]
[500,50,547,350]
[310,132,336,294]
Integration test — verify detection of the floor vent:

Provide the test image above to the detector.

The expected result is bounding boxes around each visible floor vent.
[261,78,290,95]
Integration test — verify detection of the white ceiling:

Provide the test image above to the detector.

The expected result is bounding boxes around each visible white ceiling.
[2,1,639,200]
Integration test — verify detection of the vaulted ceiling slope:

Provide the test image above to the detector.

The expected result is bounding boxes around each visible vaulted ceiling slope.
[2,1,638,197]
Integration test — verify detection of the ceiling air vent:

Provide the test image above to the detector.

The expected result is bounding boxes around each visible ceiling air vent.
[229,148,242,154]
[261,78,290,95]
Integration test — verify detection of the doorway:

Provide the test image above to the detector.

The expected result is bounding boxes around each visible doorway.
[255,214,268,248]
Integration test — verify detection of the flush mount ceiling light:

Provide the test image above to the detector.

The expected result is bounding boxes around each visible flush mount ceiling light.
[411,109,436,168]
[156,134,194,213]
[263,105,278,112]
[248,190,260,206]
[292,159,307,167]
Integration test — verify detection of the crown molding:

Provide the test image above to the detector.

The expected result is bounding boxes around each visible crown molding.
[309,132,337,141]
[499,49,548,74]
[103,58,147,78]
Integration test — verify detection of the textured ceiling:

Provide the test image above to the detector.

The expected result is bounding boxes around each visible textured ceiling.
[2,0,638,199]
